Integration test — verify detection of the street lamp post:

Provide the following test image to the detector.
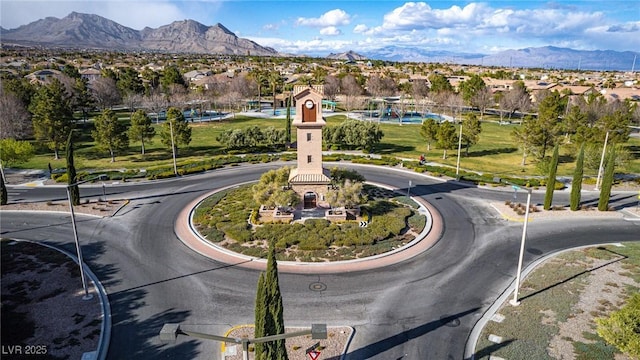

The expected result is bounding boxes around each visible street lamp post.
[66,186,92,300]
[456,121,463,176]
[160,323,327,360]
[509,184,532,306]
[66,174,106,301]
[594,130,610,191]
[169,120,178,176]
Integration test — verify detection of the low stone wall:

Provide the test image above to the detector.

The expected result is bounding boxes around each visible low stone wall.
[259,205,294,223]
[325,207,360,222]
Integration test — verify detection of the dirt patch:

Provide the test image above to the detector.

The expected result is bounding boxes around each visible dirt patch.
[547,259,639,360]
[222,326,352,360]
[491,201,624,220]
[1,240,102,360]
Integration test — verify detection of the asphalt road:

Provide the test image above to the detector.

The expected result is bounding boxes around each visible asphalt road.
[1,163,638,360]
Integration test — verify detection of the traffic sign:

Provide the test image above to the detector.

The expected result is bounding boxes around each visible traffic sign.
[305,342,320,354]
[308,350,321,360]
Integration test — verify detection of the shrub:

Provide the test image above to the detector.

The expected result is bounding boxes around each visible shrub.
[53,173,68,182]
[408,213,426,232]
[596,293,640,358]
[250,208,259,224]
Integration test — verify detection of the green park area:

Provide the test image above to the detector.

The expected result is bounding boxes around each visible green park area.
[5,111,640,185]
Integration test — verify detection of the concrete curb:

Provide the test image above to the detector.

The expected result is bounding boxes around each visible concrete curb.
[9,239,111,360]
[463,242,626,360]
[340,326,356,360]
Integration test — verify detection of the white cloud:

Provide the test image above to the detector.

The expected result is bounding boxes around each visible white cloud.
[353,24,368,34]
[320,26,341,36]
[247,35,356,55]
[350,1,640,53]
[381,2,489,30]
[296,9,350,28]
[263,23,279,32]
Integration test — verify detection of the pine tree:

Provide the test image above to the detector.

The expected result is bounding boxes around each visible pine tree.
[436,121,457,159]
[598,146,616,211]
[29,78,74,159]
[543,144,559,210]
[570,144,585,211]
[92,109,129,162]
[129,109,155,155]
[419,118,439,151]
[66,131,80,206]
[159,107,192,155]
[462,113,482,156]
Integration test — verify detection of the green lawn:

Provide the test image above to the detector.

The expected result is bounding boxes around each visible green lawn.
[14,112,640,179]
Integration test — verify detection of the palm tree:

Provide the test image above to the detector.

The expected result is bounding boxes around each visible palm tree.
[268,71,283,116]
[250,69,267,111]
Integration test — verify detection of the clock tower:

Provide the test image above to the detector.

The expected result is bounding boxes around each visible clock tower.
[288,85,331,208]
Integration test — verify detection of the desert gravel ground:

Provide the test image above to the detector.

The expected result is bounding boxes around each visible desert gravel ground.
[1,240,102,360]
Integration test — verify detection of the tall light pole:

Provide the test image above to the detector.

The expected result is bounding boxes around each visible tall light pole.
[509,184,532,306]
[456,120,463,176]
[594,130,609,191]
[169,120,178,176]
[66,174,106,300]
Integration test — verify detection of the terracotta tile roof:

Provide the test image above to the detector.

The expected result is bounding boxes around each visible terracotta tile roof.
[289,173,331,184]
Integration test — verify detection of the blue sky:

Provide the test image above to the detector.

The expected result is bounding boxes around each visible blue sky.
[2,1,639,55]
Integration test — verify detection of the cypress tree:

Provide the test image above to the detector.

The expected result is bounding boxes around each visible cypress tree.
[254,272,267,359]
[265,242,288,360]
[598,147,616,211]
[543,144,559,210]
[570,144,585,211]
[66,131,80,206]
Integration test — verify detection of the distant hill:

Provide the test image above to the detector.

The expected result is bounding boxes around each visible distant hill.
[472,46,639,72]
[327,50,367,61]
[0,12,278,56]
[362,45,483,63]
[362,45,638,71]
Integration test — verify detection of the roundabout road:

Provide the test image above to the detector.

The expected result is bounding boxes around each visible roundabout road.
[2,162,639,360]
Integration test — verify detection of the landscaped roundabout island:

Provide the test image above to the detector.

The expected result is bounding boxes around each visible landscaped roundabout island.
[192,167,428,262]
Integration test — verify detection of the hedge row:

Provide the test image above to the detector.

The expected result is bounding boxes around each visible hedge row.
[52,150,566,189]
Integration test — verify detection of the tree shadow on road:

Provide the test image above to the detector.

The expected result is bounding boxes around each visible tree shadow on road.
[342,307,479,359]
[518,248,627,303]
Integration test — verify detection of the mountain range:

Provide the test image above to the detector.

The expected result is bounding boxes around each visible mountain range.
[0,12,277,56]
[1,12,638,71]
[359,45,638,72]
